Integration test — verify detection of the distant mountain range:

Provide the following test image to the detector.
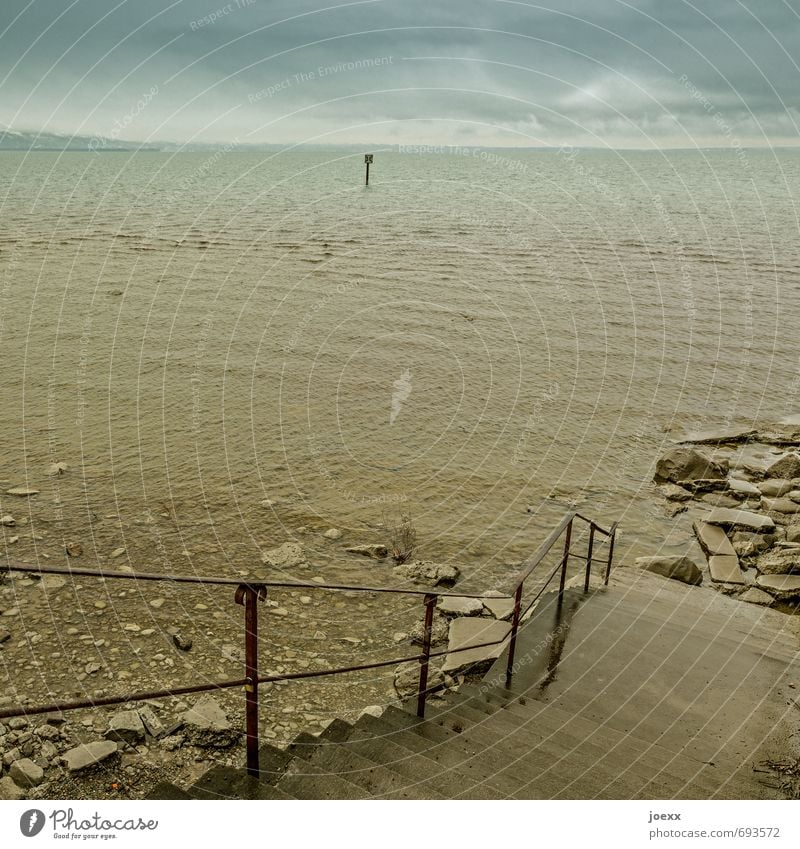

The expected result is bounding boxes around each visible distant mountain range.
[0,127,164,151]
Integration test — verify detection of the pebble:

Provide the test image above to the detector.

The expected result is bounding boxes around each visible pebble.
[65,541,83,557]
[323,528,343,540]
[1,515,15,527]
[172,633,192,652]
[0,629,10,643]
[110,548,126,558]
[94,601,107,610]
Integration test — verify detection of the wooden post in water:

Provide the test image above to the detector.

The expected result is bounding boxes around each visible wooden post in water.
[364,153,373,185]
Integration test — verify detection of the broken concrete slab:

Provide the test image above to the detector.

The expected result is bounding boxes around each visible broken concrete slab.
[708,555,745,585]
[441,618,511,675]
[704,508,775,532]
[756,548,800,576]
[9,757,44,787]
[181,695,238,748]
[104,710,145,745]
[393,661,445,700]
[436,596,483,617]
[481,590,515,621]
[60,741,118,772]
[739,587,774,606]
[693,522,736,557]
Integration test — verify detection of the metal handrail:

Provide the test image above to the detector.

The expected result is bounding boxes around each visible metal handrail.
[0,512,618,779]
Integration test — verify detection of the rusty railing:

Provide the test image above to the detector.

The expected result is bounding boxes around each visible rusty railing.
[0,512,617,778]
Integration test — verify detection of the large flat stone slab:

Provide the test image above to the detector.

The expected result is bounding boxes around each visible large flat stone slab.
[635,556,702,585]
[761,497,800,515]
[60,741,118,772]
[756,574,800,598]
[682,428,757,445]
[441,618,511,674]
[728,478,761,497]
[708,555,745,585]
[481,591,515,621]
[704,508,775,532]
[693,521,736,556]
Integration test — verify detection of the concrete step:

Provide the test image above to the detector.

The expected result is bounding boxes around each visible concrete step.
[455,686,725,798]
[257,743,295,784]
[285,740,447,799]
[189,766,297,800]
[276,764,371,800]
[337,717,508,799]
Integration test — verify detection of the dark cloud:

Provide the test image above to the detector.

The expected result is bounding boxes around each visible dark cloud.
[0,0,797,146]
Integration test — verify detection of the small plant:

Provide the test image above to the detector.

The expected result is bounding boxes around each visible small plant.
[387,512,417,564]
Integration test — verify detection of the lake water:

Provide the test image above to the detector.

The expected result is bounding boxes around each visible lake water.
[1,147,799,588]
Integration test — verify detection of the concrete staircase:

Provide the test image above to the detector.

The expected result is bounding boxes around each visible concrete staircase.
[149,569,800,800]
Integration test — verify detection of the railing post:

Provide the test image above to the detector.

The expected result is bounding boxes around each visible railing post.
[558,518,573,599]
[235,583,266,778]
[604,525,617,586]
[417,594,436,718]
[505,583,524,689]
[583,524,596,594]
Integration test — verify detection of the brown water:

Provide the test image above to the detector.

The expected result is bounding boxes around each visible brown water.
[1,147,799,588]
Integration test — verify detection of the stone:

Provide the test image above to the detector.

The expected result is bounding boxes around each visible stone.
[393,661,445,700]
[110,547,126,558]
[682,427,757,445]
[261,542,306,569]
[788,491,800,503]
[5,487,39,497]
[756,574,800,598]
[1,514,15,526]
[34,724,59,740]
[704,508,775,532]
[172,633,192,652]
[138,707,166,738]
[0,776,24,800]
[345,544,389,559]
[84,662,101,674]
[787,526,800,543]
[10,757,44,787]
[442,618,512,674]
[708,555,745,585]
[761,497,800,515]
[654,447,727,484]
[159,735,184,751]
[408,614,450,646]
[104,709,145,745]
[657,483,692,501]
[46,462,69,475]
[756,548,800,576]
[358,705,385,719]
[40,575,67,590]
[436,596,484,617]
[0,629,10,644]
[180,695,238,748]
[65,541,83,557]
[701,492,741,509]
[731,532,772,558]
[60,741,118,772]
[739,587,774,606]
[635,555,702,586]
[766,454,800,480]
[728,478,761,497]
[758,479,794,497]
[481,591,516,621]
[323,528,343,540]
[393,560,460,588]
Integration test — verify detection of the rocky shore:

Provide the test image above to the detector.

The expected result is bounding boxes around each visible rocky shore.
[642,421,800,608]
[0,525,522,799]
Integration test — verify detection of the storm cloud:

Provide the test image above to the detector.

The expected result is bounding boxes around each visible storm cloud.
[1,0,797,147]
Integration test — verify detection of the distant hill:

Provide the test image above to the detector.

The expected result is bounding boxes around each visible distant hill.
[0,128,161,151]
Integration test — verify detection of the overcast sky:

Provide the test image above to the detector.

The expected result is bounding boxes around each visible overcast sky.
[1,0,798,148]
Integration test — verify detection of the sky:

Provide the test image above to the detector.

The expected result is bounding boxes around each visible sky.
[0,0,798,148]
